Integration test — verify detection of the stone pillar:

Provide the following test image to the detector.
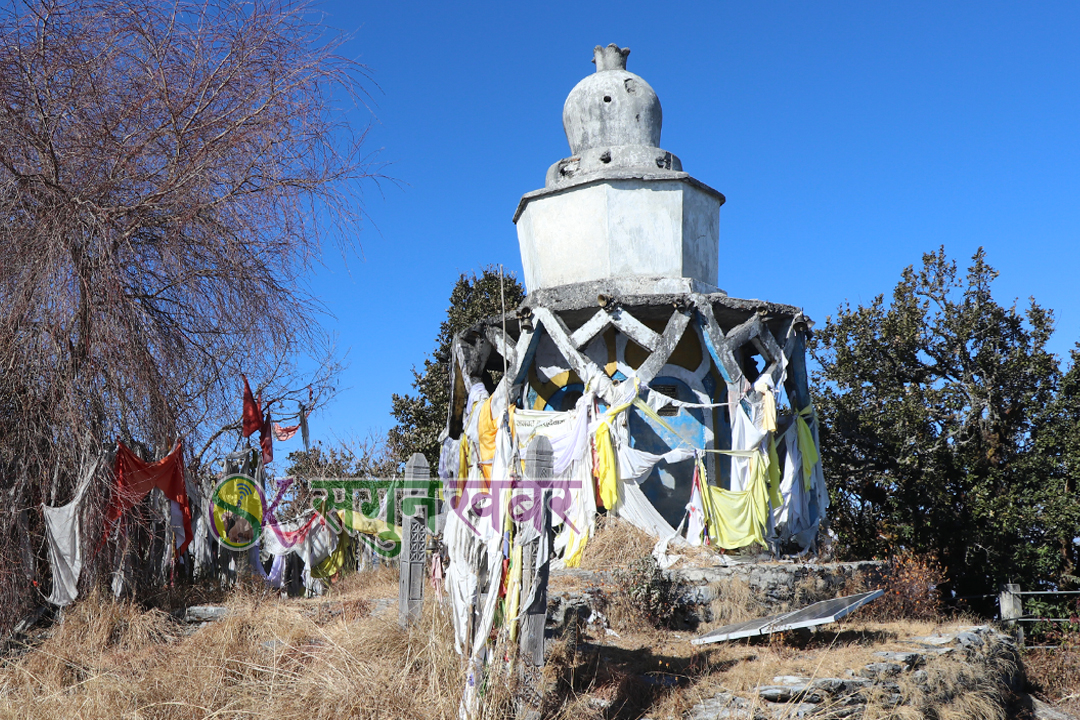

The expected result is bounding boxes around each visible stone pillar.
[999,583,1023,646]
[399,453,429,627]
[517,436,553,718]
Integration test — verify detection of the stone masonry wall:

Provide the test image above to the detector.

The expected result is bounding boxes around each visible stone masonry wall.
[673,561,885,611]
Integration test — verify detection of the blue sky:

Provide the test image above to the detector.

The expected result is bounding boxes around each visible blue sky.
[283,1,1080,451]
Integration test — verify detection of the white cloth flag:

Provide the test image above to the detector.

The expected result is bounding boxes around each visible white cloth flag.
[616,444,695,484]
[43,456,101,606]
[730,403,766,491]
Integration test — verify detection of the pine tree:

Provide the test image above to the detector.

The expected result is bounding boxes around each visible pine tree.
[387,268,525,469]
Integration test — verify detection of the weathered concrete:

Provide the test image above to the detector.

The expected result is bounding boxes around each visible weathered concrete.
[563,44,662,157]
[674,561,882,609]
[516,177,722,292]
[515,44,726,294]
[520,437,553,667]
[545,561,885,632]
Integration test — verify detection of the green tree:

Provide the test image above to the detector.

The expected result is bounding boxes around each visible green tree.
[1021,348,1080,589]
[388,268,525,469]
[811,247,1074,598]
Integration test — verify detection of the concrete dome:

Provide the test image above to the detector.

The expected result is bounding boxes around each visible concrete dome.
[562,44,662,155]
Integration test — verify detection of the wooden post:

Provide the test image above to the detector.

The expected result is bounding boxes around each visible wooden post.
[399,453,429,627]
[999,583,1023,646]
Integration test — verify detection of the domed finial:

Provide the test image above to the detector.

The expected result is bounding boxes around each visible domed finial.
[549,44,683,187]
[592,44,630,72]
[562,43,662,157]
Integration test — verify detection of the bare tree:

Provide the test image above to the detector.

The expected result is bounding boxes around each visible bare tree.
[0,0,378,620]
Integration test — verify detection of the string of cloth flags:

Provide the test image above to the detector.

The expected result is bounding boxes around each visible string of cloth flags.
[441,372,828,715]
[41,376,321,607]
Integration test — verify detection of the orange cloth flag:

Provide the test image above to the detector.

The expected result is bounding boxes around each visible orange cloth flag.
[477,397,497,485]
[104,441,193,557]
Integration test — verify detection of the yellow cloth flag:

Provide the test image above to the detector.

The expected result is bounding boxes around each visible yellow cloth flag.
[478,397,497,482]
[594,422,619,510]
[564,538,588,568]
[697,456,769,549]
[507,543,524,642]
[760,388,777,433]
[458,437,469,481]
[795,407,819,491]
[563,485,594,568]
[311,529,355,579]
[767,436,782,509]
[339,509,396,539]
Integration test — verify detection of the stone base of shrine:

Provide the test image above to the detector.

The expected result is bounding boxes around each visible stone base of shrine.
[547,559,886,632]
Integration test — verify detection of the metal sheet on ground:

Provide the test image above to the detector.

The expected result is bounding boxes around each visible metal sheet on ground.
[691,589,884,645]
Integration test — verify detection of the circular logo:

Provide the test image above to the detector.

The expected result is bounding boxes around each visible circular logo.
[209,474,265,549]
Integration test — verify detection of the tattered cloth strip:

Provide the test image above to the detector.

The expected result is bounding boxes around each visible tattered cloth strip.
[266,554,286,589]
[260,512,337,568]
[273,422,299,442]
[612,478,686,545]
[259,408,274,465]
[513,398,589,476]
[769,424,818,546]
[299,403,310,450]
[43,455,101,606]
[730,403,767,492]
[260,512,320,554]
[241,375,262,438]
[616,443,695,484]
[302,386,314,450]
[104,442,193,557]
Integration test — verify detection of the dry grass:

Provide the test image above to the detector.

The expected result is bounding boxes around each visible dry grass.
[705,577,769,626]
[577,515,655,571]
[577,515,731,572]
[0,553,1022,720]
[668,542,734,568]
[1023,643,1080,717]
[537,613,1015,720]
[0,573,469,720]
[328,560,398,602]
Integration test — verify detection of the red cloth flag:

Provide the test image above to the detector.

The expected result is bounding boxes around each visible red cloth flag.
[241,375,261,438]
[104,441,193,557]
[259,409,273,465]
